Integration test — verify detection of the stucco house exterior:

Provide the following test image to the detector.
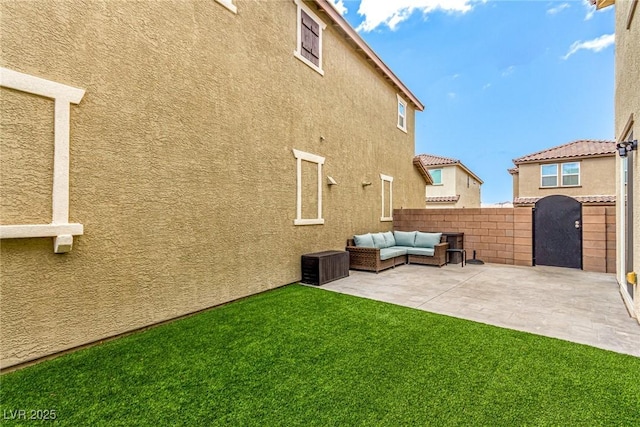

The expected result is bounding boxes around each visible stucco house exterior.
[509,140,617,207]
[414,154,483,208]
[0,0,429,369]
[594,0,639,323]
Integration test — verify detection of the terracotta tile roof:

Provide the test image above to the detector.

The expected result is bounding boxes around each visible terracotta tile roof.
[513,140,616,164]
[508,167,519,175]
[513,195,616,206]
[414,154,484,184]
[415,153,459,166]
[426,195,460,203]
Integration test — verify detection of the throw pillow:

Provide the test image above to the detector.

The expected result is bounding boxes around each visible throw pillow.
[415,232,442,249]
[354,233,375,248]
[371,233,387,249]
[382,231,396,247]
[393,230,416,247]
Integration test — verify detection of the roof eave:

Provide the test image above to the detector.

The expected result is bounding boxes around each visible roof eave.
[513,152,616,165]
[594,0,615,10]
[313,0,424,111]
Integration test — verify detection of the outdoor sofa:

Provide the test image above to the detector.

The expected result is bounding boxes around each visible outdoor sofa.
[346,230,448,273]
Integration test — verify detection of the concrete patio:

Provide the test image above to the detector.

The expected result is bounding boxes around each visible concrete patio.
[318,263,640,357]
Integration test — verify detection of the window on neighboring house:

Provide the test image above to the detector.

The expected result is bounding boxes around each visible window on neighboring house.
[293,149,325,225]
[429,169,442,185]
[294,0,325,75]
[561,162,580,186]
[397,95,407,132]
[541,164,558,187]
[380,174,393,222]
[215,0,237,14]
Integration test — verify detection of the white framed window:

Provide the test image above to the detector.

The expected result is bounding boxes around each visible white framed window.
[0,67,85,253]
[397,95,407,132]
[541,164,558,187]
[380,174,393,222]
[561,162,580,186]
[429,169,442,185]
[293,0,326,75]
[215,0,237,14]
[293,149,325,226]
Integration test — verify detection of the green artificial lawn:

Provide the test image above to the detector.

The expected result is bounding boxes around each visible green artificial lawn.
[2,284,639,426]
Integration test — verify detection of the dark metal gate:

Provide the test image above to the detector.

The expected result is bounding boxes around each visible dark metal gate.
[534,195,582,269]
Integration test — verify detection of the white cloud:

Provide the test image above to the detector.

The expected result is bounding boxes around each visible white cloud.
[327,0,348,15]
[501,65,515,77]
[447,92,457,99]
[482,83,492,90]
[562,33,615,60]
[355,0,476,32]
[582,0,596,20]
[546,3,570,15]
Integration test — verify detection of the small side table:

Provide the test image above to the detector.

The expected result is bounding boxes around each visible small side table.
[446,249,466,267]
[301,250,349,285]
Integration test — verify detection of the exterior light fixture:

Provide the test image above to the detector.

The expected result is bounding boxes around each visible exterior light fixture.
[327,176,337,185]
[617,140,638,157]
[362,181,372,187]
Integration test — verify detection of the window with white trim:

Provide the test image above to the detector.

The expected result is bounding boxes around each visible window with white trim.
[541,162,581,188]
[0,67,85,253]
[380,174,393,222]
[397,95,407,132]
[561,162,580,186]
[214,0,237,14]
[293,0,326,75]
[293,149,325,225]
[541,164,558,187]
[430,169,442,185]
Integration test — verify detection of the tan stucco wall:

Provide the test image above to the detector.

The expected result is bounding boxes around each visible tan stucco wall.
[0,0,426,368]
[614,0,639,321]
[511,172,520,199]
[425,165,481,208]
[516,156,616,199]
[454,166,481,208]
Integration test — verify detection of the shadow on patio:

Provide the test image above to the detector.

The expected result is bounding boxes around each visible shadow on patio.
[318,263,640,357]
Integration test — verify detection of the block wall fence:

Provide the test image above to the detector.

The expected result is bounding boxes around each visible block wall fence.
[393,206,615,273]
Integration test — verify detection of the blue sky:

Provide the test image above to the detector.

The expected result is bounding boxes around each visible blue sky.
[328,0,615,204]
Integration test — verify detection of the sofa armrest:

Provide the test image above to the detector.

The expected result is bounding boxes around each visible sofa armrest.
[433,242,449,254]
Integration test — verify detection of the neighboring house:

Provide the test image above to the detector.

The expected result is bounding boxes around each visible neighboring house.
[509,140,617,206]
[0,0,429,369]
[414,154,483,208]
[594,0,639,323]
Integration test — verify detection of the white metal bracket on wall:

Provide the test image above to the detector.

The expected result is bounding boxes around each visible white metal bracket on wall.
[0,67,85,253]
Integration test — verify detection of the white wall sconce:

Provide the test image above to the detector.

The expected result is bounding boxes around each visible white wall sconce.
[319,136,326,142]
[327,176,337,185]
[362,181,372,187]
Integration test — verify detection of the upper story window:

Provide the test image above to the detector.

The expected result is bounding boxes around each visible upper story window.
[215,0,237,14]
[397,95,407,132]
[561,162,580,186]
[541,162,580,188]
[294,0,326,75]
[429,169,442,185]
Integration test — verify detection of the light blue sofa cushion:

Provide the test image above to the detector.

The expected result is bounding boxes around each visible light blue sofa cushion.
[407,247,435,257]
[380,247,407,261]
[393,231,416,247]
[382,231,396,247]
[354,233,375,248]
[372,233,387,249]
[415,232,442,249]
